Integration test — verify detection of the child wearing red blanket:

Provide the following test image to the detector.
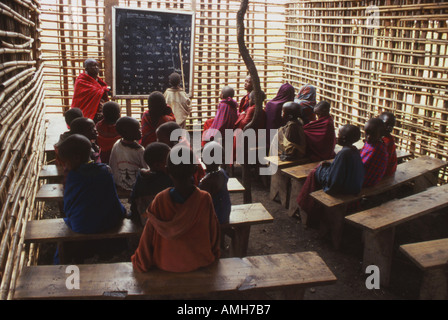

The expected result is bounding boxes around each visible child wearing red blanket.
[360,118,388,187]
[140,91,176,148]
[304,101,336,161]
[131,145,221,273]
[95,101,121,164]
[379,112,397,177]
[71,58,109,123]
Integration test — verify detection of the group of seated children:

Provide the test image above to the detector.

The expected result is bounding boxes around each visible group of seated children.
[296,111,397,228]
[54,75,399,274]
[55,76,228,270]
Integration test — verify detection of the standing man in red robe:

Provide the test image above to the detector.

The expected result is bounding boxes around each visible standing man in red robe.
[71,58,109,123]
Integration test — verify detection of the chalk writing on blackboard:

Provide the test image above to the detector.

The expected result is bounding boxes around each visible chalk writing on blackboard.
[112,7,195,98]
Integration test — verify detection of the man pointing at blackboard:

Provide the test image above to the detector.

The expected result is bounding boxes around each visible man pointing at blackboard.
[71,58,110,123]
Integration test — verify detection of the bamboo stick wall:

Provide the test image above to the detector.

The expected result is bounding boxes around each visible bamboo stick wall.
[0,0,46,300]
[40,0,287,130]
[283,0,448,181]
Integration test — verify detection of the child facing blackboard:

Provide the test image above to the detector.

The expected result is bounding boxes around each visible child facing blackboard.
[164,72,191,129]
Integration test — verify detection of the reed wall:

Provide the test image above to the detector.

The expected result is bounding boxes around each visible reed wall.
[0,0,46,300]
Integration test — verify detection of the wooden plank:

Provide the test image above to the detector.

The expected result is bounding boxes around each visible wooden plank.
[24,218,142,243]
[282,148,412,181]
[263,155,306,169]
[345,184,448,232]
[39,165,64,179]
[35,183,64,201]
[311,156,447,209]
[228,177,245,193]
[224,203,273,228]
[399,238,448,271]
[25,203,272,242]
[36,178,245,202]
[44,114,67,153]
[13,252,337,300]
[400,238,448,299]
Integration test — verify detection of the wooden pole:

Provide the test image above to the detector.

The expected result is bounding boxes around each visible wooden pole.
[237,0,264,204]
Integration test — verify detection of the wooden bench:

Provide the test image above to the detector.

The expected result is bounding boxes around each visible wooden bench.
[35,177,246,202]
[25,203,273,261]
[345,184,448,287]
[222,202,273,257]
[310,156,448,250]
[44,114,67,161]
[39,164,64,181]
[25,217,143,264]
[400,238,448,300]
[282,149,413,218]
[264,155,310,208]
[13,251,337,300]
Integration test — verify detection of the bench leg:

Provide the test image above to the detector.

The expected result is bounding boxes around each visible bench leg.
[320,205,347,250]
[269,170,290,207]
[288,178,305,218]
[413,171,438,193]
[420,268,448,300]
[57,241,66,264]
[230,226,251,257]
[269,170,281,200]
[362,228,395,287]
[281,286,306,300]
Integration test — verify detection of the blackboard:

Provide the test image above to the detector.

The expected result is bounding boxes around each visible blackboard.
[112,7,195,98]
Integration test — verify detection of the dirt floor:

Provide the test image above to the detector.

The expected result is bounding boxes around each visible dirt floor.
[37,167,448,300]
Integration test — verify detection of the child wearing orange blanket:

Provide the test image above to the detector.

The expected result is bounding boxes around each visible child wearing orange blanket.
[131,145,221,273]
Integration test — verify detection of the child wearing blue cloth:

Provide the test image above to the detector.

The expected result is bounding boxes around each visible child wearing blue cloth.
[129,142,173,226]
[55,134,127,263]
[199,141,231,224]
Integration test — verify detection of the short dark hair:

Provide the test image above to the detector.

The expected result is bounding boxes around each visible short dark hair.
[168,72,182,87]
[70,117,94,135]
[148,91,167,110]
[221,86,235,99]
[102,101,121,124]
[340,124,361,144]
[156,121,181,141]
[144,142,171,168]
[58,134,91,164]
[167,145,197,181]
[283,101,302,119]
[115,116,140,140]
[64,108,83,127]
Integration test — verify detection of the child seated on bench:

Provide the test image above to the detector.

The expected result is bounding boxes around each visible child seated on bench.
[304,101,336,162]
[379,111,397,177]
[360,118,388,187]
[129,142,173,226]
[199,141,231,224]
[59,107,83,142]
[109,116,148,193]
[297,124,365,228]
[269,101,307,161]
[54,108,84,169]
[202,86,238,147]
[69,117,101,163]
[156,121,206,186]
[56,134,127,263]
[131,145,221,273]
[141,91,176,148]
[95,101,121,164]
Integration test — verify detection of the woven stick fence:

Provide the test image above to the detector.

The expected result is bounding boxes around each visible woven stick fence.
[0,0,46,300]
[283,0,448,182]
[40,0,287,130]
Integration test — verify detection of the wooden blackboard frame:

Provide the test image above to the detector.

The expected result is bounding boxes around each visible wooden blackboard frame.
[111,6,195,99]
